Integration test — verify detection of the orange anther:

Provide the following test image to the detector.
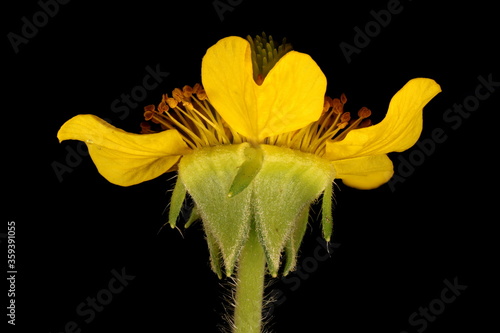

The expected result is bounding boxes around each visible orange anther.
[172,88,184,102]
[340,93,347,105]
[196,88,207,100]
[331,98,343,114]
[183,85,193,98]
[192,83,202,95]
[140,121,153,134]
[143,110,154,121]
[340,111,351,123]
[323,96,332,113]
[166,97,178,108]
[359,119,372,128]
[158,101,169,113]
[358,107,371,119]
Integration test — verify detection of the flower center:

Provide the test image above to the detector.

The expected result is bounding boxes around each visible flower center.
[140,33,372,155]
[246,33,293,85]
[141,86,372,156]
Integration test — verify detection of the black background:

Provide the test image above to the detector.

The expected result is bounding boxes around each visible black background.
[4,0,498,332]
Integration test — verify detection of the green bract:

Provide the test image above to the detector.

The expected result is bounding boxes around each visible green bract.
[172,143,336,277]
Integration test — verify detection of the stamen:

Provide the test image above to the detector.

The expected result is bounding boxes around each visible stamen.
[340,93,347,105]
[340,111,351,123]
[337,121,349,130]
[182,85,193,99]
[172,88,184,102]
[141,83,235,149]
[331,107,372,142]
[192,83,202,95]
[166,97,178,108]
[357,107,371,119]
[140,121,154,134]
[323,96,332,114]
[196,88,207,101]
[332,98,344,114]
[192,83,208,100]
[359,119,372,128]
[143,105,155,121]
[140,83,373,158]
[158,99,169,114]
[269,92,373,156]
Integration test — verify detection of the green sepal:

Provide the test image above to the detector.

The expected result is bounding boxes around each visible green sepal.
[253,145,335,277]
[205,227,223,279]
[168,178,187,229]
[184,205,200,229]
[178,143,336,278]
[178,143,253,276]
[321,182,334,242]
[283,204,310,276]
[228,146,263,198]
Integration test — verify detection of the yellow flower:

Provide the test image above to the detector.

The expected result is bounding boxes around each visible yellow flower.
[58,35,441,332]
[58,35,440,189]
[58,34,440,277]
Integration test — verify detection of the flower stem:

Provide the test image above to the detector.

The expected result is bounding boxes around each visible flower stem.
[232,228,266,333]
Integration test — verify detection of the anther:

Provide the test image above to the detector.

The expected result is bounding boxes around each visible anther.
[143,104,155,121]
[323,96,332,114]
[172,88,184,102]
[166,97,178,108]
[140,121,153,134]
[143,110,154,121]
[196,88,207,100]
[358,119,372,129]
[340,93,347,105]
[358,107,371,119]
[158,100,169,113]
[139,83,231,148]
[340,111,351,123]
[183,85,193,99]
[331,98,343,114]
[192,83,202,95]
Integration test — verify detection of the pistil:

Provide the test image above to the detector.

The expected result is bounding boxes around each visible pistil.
[246,33,293,85]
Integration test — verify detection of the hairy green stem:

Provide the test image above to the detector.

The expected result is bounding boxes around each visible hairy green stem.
[232,229,266,333]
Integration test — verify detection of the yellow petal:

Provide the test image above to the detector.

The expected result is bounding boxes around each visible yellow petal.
[332,154,394,190]
[202,36,326,142]
[202,37,256,139]
[326,78,441,160]
[57,115,191,186]
[257,51,327,140]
